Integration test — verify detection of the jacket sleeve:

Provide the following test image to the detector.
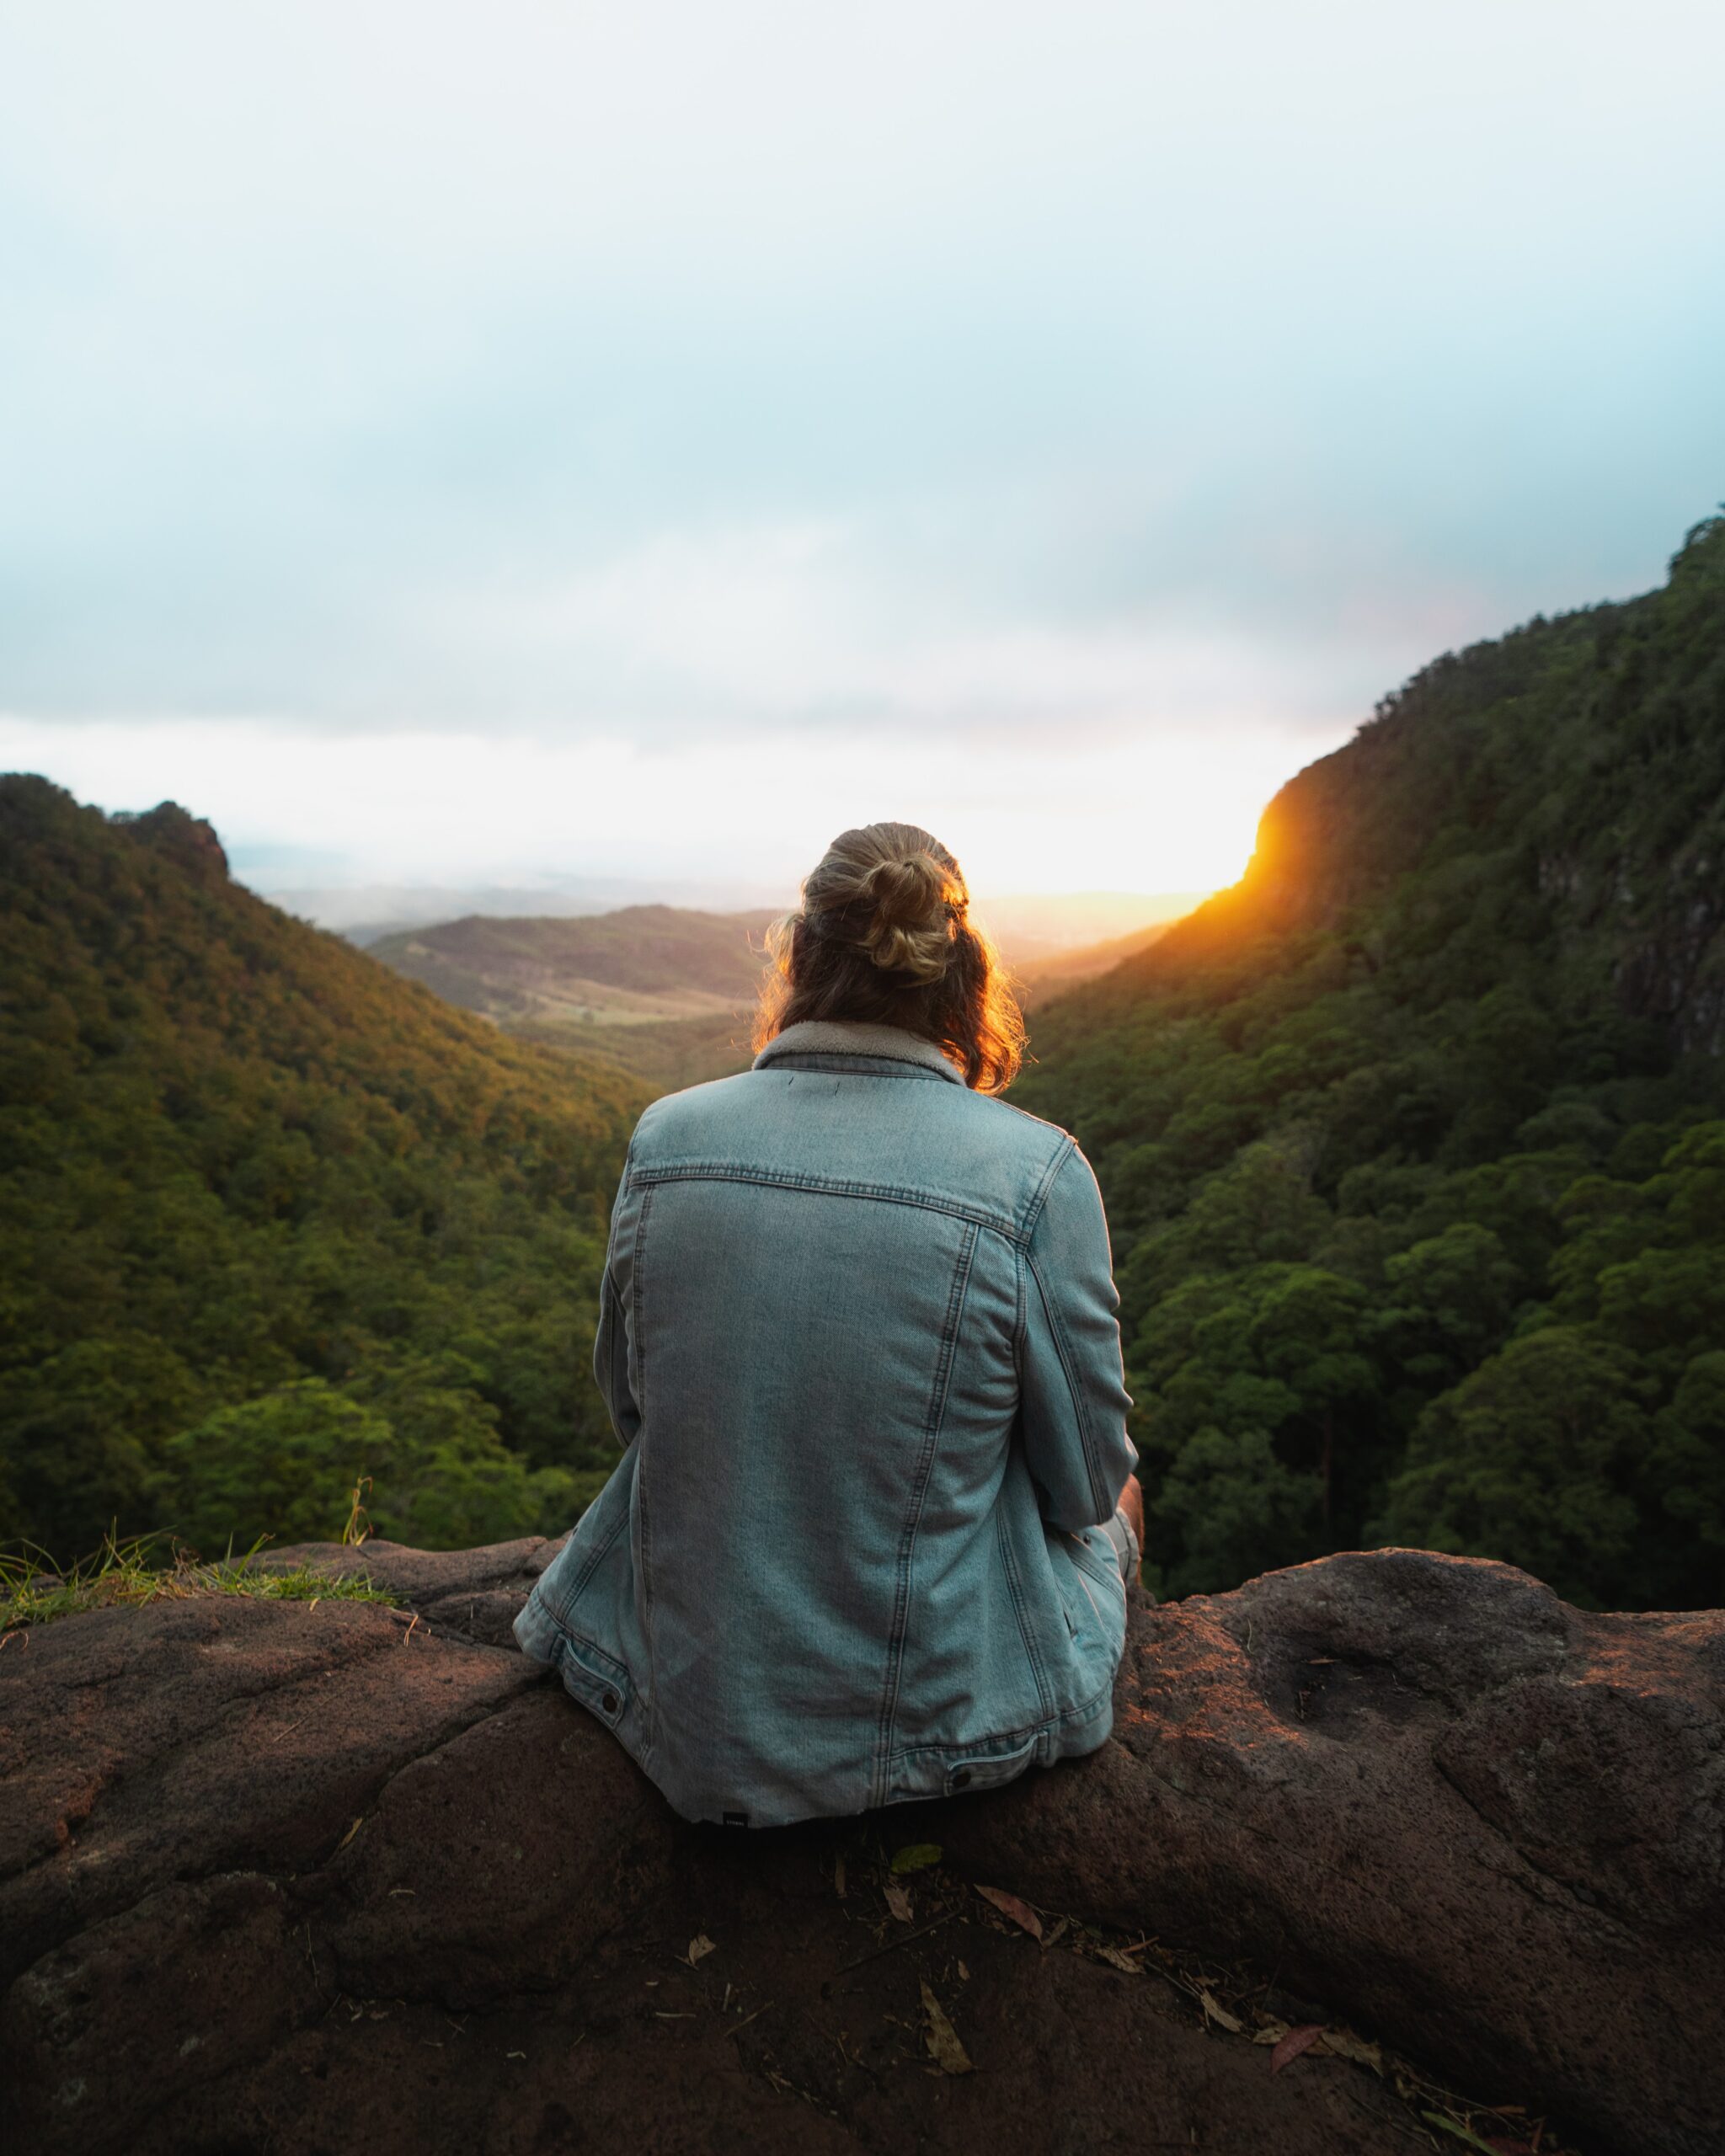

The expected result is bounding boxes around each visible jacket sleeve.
[1017,1142,1136,1531]
[592,1148,643,1447]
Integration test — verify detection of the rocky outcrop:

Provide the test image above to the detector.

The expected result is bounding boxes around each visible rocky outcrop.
[3,1545,1719,2156]
[116,799,231,881]
[942,1550,1725,2156]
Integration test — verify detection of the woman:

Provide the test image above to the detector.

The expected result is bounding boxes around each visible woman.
[515,821,1141,1828]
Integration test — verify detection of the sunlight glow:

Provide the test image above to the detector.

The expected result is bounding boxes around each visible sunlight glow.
[0,714,1298,902]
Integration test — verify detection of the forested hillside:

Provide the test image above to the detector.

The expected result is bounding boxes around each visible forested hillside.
[0,780,647,1562]
[7,524,1721,1607]
[1010,920,1173,1004]
[1017,515,1725,1610]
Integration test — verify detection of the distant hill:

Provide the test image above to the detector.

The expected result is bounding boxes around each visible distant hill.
[366,905,777,1091]
[1017,514,1725,1611]
[369,895,1210,1086]
[0,778,648,1562]
[259,872,793,944]
[370,905,775,1025]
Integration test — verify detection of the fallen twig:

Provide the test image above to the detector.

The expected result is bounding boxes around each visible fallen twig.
[836,1911,953,1974]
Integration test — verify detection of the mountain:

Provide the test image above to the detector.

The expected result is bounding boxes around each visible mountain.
[367,904,777,1089]
[1016,513,1725,1610]
[0,778,649,1562]
[366,897,1208,1088]
[368,905,776,1025]
[259,873,793,944]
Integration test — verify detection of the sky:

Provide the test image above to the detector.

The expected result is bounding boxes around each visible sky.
[3,0,1722,907]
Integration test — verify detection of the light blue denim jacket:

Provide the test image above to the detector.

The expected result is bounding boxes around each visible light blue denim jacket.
[515,1019,1136,1828]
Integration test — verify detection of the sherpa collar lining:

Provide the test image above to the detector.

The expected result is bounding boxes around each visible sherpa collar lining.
[752,1020,965,1085]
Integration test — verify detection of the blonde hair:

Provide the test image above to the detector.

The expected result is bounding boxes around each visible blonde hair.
[754,822,1026,1094]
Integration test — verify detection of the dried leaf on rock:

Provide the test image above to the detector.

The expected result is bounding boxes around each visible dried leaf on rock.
[1094,1945,1142,1974]
[920,1981,974,2074]
[883,1877,914,1923]
[1199,1988,1244,2034]
[890,1842,943,1875]
[974,1885,1043,1942]
[1269,2024,1324,2073]
[686,1935,717,1966]
[1319,2027,1384,2073]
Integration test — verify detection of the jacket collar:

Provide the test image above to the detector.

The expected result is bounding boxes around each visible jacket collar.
[753,1020,966,1085]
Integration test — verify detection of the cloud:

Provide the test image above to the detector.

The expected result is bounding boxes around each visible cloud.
[2,0,1722,882]
[365,511,1459,741]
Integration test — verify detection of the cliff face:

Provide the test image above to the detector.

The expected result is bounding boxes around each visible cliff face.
[1011,521,1725,1619]
[1121,514,1725,1050]
[3,1545,1720,2156]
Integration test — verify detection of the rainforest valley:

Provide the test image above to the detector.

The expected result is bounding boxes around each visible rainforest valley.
[3,516,1722,1608]
[1016,515,1725,1609]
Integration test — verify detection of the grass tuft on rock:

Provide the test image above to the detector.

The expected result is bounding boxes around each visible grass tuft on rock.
[0,1529,400,1631]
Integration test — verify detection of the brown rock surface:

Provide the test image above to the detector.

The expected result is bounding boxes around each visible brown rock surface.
[260,1534,567,1646]
[0,1593,537,1989]
[934,1550,1725,2156]
[3,1545,1719,2156]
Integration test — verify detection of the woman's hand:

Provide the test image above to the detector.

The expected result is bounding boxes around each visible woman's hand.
[1117,1470,1144,1550]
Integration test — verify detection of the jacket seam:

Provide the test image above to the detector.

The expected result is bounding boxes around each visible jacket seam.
[1023,1232,1113,1522]
[601,1268,633,1438]
[885,1668,1117,1764]
[1022,1134,1077,1242]
[548,1499,631,1629]
[597,1150,638,1442]
[996,1502,1054,1722]
[630,1183,658,1758]
[1011,1234,1028,1363]
[871,1220,980,1808]
[631,1161,1033,1245]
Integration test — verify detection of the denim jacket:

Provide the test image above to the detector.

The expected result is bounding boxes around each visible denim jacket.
[515,1018,1136,1827]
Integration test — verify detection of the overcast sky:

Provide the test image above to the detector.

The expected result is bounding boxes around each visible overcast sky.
[3,0,1721,902]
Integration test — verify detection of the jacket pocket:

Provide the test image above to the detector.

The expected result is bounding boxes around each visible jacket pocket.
[1050,1526,1126,1657]
[1066,1524,1124,1594]
[555,1633,633,1731]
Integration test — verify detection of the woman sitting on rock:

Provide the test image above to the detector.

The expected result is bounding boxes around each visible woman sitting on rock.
[516,820,1142,1827]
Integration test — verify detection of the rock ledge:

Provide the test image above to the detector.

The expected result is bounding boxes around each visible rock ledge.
[3,1544,1719,2156]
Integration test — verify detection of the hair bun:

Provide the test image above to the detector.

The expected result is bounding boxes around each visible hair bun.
[860,852,944,926]
[858,851,953,982]
[758,819,1025,1092]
